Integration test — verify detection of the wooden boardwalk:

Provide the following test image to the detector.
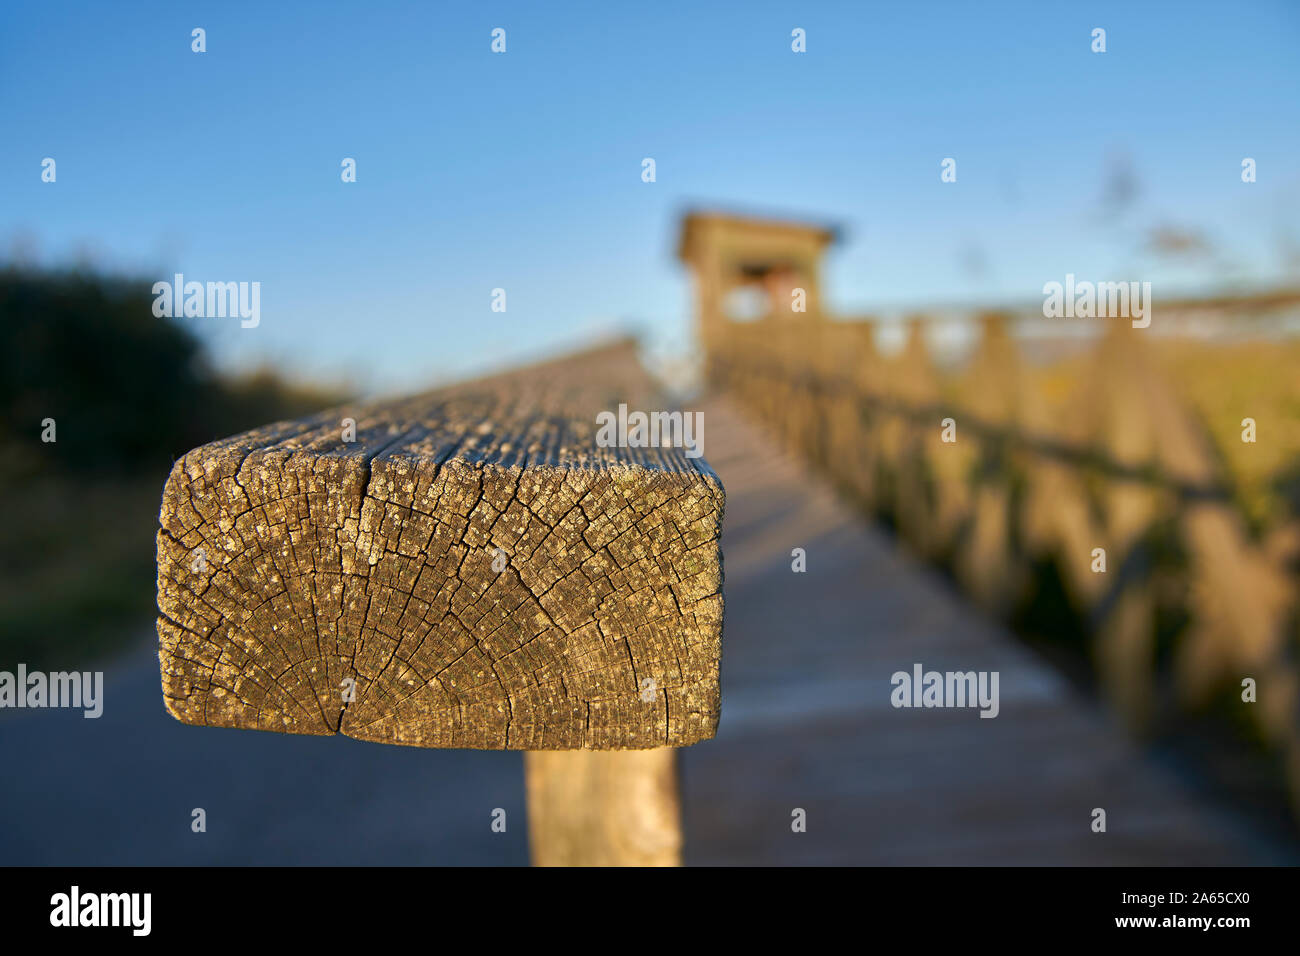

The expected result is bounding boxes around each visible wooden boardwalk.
[2,353,1295,866]
[680,394,1295,865]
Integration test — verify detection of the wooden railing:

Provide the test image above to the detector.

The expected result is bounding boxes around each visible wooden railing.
[155,339,723,865]
[708,306,1300,812]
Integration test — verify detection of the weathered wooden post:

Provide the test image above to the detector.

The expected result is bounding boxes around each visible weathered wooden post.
[154,339,724,866]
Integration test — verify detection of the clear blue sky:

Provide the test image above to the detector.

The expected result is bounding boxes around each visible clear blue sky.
[3,1,1298,393]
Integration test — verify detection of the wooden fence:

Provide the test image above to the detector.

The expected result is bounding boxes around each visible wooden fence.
[706,306,1300,812]
[156,339,723,865]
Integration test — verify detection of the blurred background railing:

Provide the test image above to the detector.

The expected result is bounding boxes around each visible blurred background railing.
[681,210,1300,819]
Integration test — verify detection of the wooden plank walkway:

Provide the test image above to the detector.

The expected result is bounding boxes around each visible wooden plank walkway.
[680,394,1295,865]
[1,348,1295,865]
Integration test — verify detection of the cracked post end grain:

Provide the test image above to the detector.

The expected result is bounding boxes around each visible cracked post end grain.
[155,340,724,750]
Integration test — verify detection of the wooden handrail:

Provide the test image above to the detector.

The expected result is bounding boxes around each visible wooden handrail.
[155,338,724,864]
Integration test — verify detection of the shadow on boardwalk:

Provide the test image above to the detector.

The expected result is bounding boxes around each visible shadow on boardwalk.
[0,395,1293,865]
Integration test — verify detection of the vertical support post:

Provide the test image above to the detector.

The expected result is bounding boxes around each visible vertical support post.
[524,749,682,866]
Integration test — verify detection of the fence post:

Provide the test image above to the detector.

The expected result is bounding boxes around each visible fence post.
[525,749,682,866]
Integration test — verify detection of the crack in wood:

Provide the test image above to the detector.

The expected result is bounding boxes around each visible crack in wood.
[156,340,725,750]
